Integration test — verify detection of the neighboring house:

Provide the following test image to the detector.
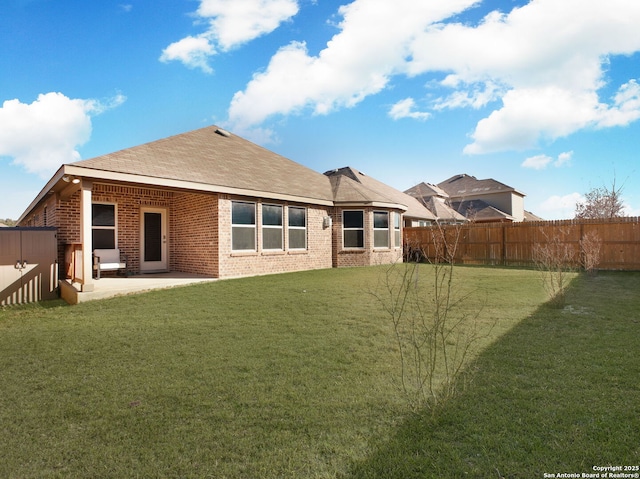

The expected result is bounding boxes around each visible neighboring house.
[0,222,8,227]
[436,174,527,223]
[524,210,544,222]
[404,182,467,225]
[18,125,433,292]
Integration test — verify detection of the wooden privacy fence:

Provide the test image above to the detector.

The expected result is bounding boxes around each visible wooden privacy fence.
[404,217,640,271]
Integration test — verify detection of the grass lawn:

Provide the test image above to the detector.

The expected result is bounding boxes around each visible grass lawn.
[0,266,638,478]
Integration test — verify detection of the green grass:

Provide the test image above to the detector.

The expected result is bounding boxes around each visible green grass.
[0,266,638,478]
[347,271,640,478]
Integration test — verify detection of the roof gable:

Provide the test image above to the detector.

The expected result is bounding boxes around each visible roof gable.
[72,126,334,203]
[423,197,467,222]
[404,182,449,199]
[451,199,515,221]
[438,174,523,198]
[325,167,435,220]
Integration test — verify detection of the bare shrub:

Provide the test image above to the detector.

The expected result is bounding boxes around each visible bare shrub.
[580,230,602,275]
[532,228,578,307]
[375,224,489,411]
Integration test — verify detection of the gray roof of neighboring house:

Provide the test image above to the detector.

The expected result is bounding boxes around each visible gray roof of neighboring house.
[325,167,436,220]
[524,210,544,221]
[404,182,467,222]
[404,182,449,199]
[423,197,467,222]
[438,174,524,198]
[451,199,515,222]
[72,125,335,204]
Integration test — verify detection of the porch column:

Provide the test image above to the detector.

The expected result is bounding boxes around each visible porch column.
[80,179,94,292]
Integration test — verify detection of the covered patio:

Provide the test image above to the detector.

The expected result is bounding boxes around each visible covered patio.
[59,272,217,304]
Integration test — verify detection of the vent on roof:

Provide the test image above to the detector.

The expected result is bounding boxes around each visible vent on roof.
[215,128,231,138]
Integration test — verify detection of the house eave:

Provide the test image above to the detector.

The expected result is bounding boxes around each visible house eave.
[333,200,408,211]
[17,166,66,223]
[65,165,335,207]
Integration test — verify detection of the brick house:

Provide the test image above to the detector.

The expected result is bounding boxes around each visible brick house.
[18,126,434,293]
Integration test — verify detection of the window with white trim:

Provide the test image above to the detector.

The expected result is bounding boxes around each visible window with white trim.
[343,210,364,248]
[92,203,116,249]
[262,204,283,250]
[232,201,256,251]
[288,206,306,250]
[373,211,390,248]
[394,212,401,248]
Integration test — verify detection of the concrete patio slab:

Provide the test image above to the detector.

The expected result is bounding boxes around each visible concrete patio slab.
[60,272,217,304]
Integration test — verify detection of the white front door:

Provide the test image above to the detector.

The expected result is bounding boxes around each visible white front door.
[140,207,168,272]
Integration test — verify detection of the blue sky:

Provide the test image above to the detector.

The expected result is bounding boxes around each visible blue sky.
[2,0,640,221]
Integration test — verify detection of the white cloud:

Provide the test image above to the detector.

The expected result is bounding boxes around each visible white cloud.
[0,92,125,177]
[595,79,640,128]
[389,98,431,121]
[539,192,584,219]
[522,154,552,170]
[433,78,503,110]
[161,0,299,73]
[522,150,573,170]
[160,36,216,74]
[198,0,299,50]
[226,0,640,151]
[228,0,477,132]
[406,0,640,154]
[555,150,573,167]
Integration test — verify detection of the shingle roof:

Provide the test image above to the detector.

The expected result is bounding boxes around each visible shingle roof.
[423,197,467,222]
[72,125,334,204]
[451,199,515,222]
[404,182,449,199]
[325,167,436,220]
[438,174,523,198]
[524,210,544,221]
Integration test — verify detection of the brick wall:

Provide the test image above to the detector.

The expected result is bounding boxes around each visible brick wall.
[332,207,403,268]
[217,196,333,278]
[21,182,405,281]
[92,183,173,273]
[171,192,219,276]
[20,191,80,271]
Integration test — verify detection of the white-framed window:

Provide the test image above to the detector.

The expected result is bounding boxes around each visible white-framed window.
[92,203,117,249]
[288,206,307,250]
[262,204,283,250]
[232,201,256,251]
[394,212,401,248]
[373,211,390,248]
[343,210,364,248]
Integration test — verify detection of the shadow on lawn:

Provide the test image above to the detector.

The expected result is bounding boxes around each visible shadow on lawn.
[343,274,640,479]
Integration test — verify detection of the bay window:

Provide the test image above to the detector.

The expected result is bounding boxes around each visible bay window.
[373,211,390,248]
[343,210,364,248]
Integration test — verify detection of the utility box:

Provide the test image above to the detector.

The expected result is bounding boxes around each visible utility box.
[0,227,58,305]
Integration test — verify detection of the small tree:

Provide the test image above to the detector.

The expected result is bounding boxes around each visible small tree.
[375,224,489,411]
[575,180,625,219]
